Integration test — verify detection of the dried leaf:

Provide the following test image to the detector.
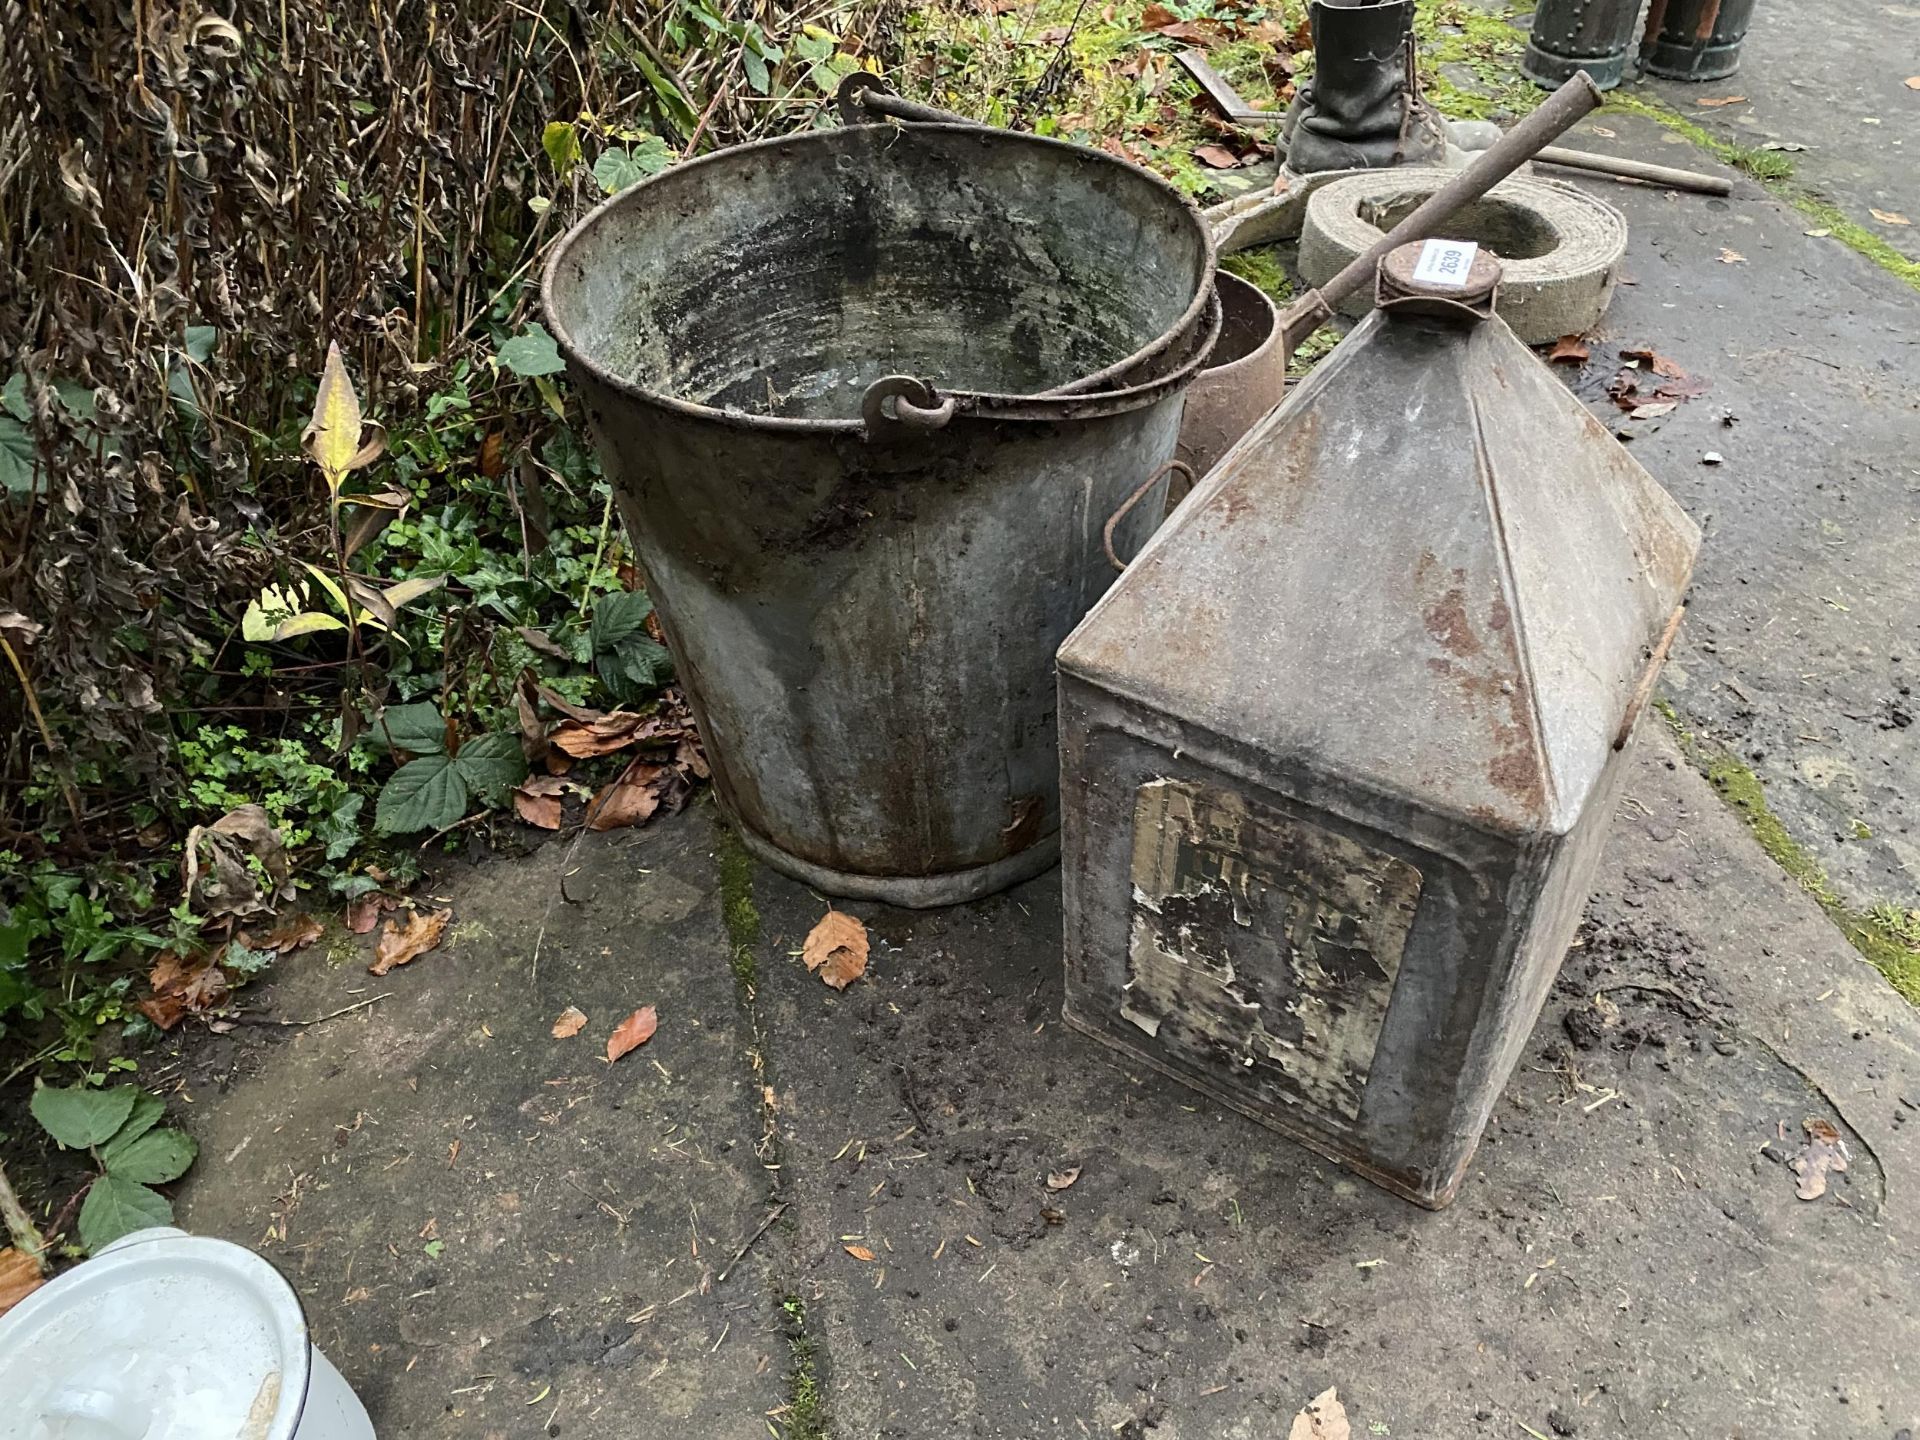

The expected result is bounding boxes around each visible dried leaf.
[606,1005,658,1062]
[1546,334,1590,364]
[1141,3,1177,25]
[803,910,870,990]
[1789,1116,1849,1200]
[1153,18,1218,42]
[549,712,655,758]
[183,804,292,920]
[0,1249,44,1317]
[143,949,229,1027]
[1718,247,1746,264]
[551,1005,587,1038]
[586,758,667,832]
[1629,401,1678,420]
[260,912,324,954]
[1287,1386,1351,1440]
[1695,94,1747,107]
[1906,76,1920,89]
[514,774,572,830]
[369,908,451,976]
[1619,346,1688,380]
[1046,1167,1082,1191]
[1871,208,1911,226]
[345,892,396,934]
[843,1244,876,1262]
[1194,143,1241,168]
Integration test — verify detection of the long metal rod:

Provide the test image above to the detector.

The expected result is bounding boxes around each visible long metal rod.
[1281,71,1606,349]
[1535,144,1733,195]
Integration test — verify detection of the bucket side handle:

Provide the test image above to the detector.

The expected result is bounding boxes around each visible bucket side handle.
[1103,461,1195,572]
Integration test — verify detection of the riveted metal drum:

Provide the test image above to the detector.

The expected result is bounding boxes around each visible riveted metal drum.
[1640,0,1760,80]
[1523,0,1644,89]
[543,115,1217,905]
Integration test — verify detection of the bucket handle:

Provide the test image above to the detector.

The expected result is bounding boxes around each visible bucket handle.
[1103,461,1195,572]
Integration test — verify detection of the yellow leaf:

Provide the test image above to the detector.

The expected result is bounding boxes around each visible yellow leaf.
[843,1244,875,1261]
[1870,208,1911,226]
[305,341,366,489]
[272,612,349,641]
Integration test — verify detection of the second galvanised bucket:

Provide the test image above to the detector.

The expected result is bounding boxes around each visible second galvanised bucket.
[544,100,1217,906]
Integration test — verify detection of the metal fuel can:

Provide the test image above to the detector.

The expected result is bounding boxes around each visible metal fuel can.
[1057,242,1701,1208]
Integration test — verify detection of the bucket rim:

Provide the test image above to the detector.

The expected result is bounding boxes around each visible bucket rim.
[539,121,1217,436]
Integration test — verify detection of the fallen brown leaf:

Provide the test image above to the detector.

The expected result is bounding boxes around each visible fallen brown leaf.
[1789,1116,1849,1200]
[586,758,668,832]
[803,910,870,990]
[1695,94,1747,107]
[549,711,655,758]
[1906,76,1920,89]
[1871,208,1911,226]
[514,670,550,767]
[1620,346,1688,379]
[1718,247,1746,263]
[843,1244,876,1262]
[606,1005,659,1062]
[1629,401,1678,419]
[1194,143,1241,168]
[345,892,397,934]
[0,1249,44,1317]
[369,908,451,976]
[1141,2,1176,25]
[1287,1386,1351,1440]
[1153,18,1217,42]
[1046,1167,1082,1191]
[260,912,324,954]
[513,774,573,830]
[551,1005,588,1039]
[1546,334,1590,364]
[141,949,230,1029]
[183,803,292,920]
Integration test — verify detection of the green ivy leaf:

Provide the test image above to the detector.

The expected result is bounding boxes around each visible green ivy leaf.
[53,379,96,422]
[317,793,365,862]
[0,415,38,497]
[183,325,217,364]
[102,1127,198,1185]
[373,701,447,755]
[452,733,528,806]
[497,323,567,379]
[375,754,470,834]
[78,1173,174,1252]
[0,373,27,422]
[31,1083,137,1150]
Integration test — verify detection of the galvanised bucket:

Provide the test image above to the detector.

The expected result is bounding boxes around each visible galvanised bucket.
[543,109,1217,906]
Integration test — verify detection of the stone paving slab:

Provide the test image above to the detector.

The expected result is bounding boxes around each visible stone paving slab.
[175,821,787,1438]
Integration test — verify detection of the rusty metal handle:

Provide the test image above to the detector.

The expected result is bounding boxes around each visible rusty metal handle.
[1104,461,1195,572]
[1280,71,1606,350]
[837,73,976,128]
[862,375,957,439]
[1613,603,1688,750]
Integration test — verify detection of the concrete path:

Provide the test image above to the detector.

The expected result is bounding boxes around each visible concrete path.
[1541,106,1920,919]
[176,729,1920,1437]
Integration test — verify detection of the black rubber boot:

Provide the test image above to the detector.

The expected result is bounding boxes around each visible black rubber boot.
[1284,0,1449,174]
